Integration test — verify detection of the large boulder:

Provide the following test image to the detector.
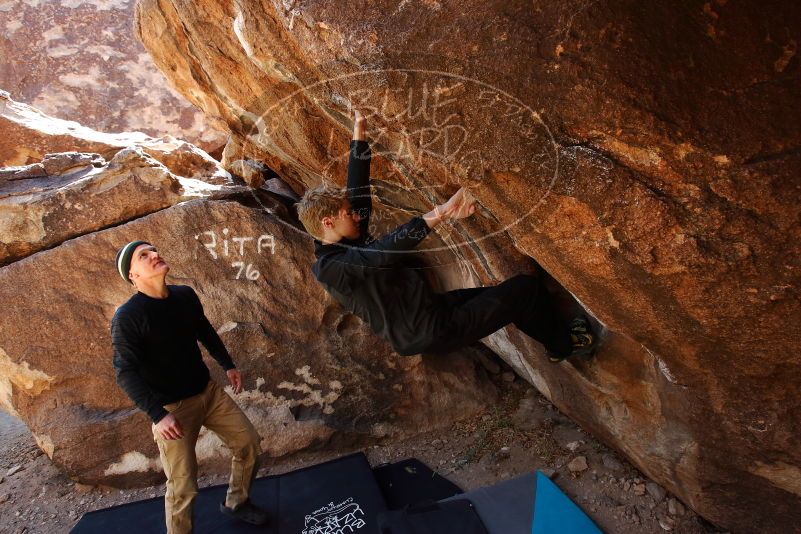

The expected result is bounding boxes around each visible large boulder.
[0,96,242,266]
[0,191,497,486]
[0,149,222,266]
[0,0,224,151]
[1,91,146,166]
[0,93,231,179]
[133,1,801,531]
[2,149,239,266]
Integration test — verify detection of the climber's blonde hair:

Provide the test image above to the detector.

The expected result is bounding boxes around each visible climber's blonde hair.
[296,185,348,239]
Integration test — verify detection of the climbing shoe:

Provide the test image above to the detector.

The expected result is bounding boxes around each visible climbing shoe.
[548,316,596,362]
[220,499,268,525]
[568,316,596,359]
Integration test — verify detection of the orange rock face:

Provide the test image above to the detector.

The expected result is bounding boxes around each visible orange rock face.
[133,1,801,531]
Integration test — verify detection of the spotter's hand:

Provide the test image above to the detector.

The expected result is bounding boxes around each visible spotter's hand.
[227,368,243,394]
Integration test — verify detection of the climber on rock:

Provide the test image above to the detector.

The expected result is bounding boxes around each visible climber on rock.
[296,109,596,361]
[110,241,268,533]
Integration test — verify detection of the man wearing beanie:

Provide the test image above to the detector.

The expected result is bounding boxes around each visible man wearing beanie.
[111,241,267,533]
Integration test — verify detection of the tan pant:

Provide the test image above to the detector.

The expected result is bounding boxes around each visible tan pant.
[152,380,262,534]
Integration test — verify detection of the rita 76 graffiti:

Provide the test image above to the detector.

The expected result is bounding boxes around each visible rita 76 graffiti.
[195,228,276,280]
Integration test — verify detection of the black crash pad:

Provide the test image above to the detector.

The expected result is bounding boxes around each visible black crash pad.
[71,453,388,534]
[373,458,463,509]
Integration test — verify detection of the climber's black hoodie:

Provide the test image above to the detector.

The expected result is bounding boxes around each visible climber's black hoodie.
[311,140,450,356]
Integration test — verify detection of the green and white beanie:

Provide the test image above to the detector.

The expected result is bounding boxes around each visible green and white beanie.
[115,240,151,284]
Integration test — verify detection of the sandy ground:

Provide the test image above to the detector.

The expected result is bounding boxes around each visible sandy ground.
[0,374,729,534]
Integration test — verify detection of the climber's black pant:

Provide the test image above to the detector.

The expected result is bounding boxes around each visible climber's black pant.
[425,274,572,357]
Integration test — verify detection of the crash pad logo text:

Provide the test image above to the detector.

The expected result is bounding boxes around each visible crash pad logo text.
[302,497,366,534]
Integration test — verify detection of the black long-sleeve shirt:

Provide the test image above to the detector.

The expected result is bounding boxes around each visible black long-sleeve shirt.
[312,140,448,356]
[110,284,235,423]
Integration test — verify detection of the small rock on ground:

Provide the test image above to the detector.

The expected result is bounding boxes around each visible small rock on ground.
[6,465,22,476]
[601,454,624,472]
[647,481,667,502]
[668,497,686,516]
[568,456,588,473]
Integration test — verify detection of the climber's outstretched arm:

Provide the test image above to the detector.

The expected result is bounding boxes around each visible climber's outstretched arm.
[345,108,475,234]
[347,110,371,237]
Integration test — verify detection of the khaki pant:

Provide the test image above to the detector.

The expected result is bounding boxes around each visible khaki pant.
[152,380,262,534]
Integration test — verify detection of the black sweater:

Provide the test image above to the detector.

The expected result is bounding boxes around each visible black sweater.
[110,285,235,423]
[312,140,448,356]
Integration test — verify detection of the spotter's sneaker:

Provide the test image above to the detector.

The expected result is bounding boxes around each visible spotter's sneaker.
[220,499,268,525]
